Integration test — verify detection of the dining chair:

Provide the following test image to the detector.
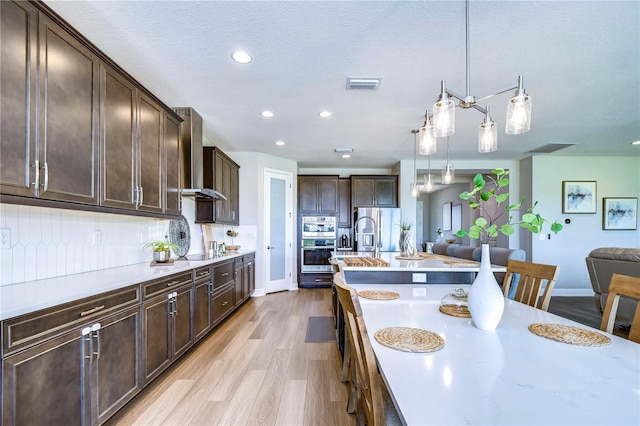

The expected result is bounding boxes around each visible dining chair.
[600,274,640,343]
[334,276,401,426]
[502,259,560,311]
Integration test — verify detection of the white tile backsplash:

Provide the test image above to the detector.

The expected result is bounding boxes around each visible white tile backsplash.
[0,202,258,286]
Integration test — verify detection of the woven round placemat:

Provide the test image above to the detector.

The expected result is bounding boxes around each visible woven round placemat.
[439,304,471,318]
[358,290,400,300]
[374,327,445,353]
[528,323,611,347]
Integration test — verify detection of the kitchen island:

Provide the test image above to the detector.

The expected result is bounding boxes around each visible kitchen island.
[332,251,506,285]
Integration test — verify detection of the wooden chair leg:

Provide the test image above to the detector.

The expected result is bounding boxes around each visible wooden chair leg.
[341,337,351,382]
[347,366,357,414]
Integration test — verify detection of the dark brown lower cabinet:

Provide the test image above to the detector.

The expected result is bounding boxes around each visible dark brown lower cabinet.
[193,266,213,343]
[212,283,235,326]
[142,283,193,386]
[1,306,141,426]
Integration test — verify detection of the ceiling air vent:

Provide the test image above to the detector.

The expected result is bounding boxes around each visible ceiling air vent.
[526,144,575,154]
[346,77,381,90]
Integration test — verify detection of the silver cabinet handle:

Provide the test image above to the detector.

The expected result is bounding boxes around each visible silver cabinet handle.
[92,323,101,360]
[80,305,105,317]
[139,186,144,205]
[42,162,49,192]
[166,280,180,286]
[32,160,40,191]
[221,272,229,277]
[221,301,229,307]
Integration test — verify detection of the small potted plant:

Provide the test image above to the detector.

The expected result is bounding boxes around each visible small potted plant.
[143,238,180,263]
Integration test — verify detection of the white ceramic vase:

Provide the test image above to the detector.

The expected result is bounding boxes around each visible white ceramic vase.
[399,230,414,257]
[468,244,505,330]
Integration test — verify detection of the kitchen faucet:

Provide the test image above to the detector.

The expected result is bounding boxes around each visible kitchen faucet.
[354,215,378,255]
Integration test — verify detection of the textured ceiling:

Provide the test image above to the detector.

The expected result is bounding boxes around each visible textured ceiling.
[45,0,640,168]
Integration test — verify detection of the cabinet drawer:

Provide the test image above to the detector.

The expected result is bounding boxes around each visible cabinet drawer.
[2,285,139,356]
[213,260,234,288]
[194,266,212,282]
[142,271,192,300]
[211,284,234,325]
[299,273,334,286]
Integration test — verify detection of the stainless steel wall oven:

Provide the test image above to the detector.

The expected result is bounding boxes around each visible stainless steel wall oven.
[300,216,336,273]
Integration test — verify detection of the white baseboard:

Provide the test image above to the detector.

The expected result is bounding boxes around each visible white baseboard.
[552,288,594,297]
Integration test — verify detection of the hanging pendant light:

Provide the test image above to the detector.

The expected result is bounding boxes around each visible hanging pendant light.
[428,0,531,152]
[424,152,435,192]
[505,76,532,135]
[433,81,455,137]
[478,106,498,153]
[419,110,437,155]
[442,137,455,185]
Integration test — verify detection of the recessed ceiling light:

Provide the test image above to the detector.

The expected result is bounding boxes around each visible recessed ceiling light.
[318,111,332,118]
[275,141,285,146]
[632,140,640,145]
[342,154,351,159]
[231,51,252,64]
[261,111,274,118]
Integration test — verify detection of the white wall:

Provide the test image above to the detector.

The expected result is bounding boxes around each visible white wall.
[529,156,640,293]
[230,151,298,295]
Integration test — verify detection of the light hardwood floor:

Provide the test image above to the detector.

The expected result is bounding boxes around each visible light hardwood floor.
[106,288,355,426]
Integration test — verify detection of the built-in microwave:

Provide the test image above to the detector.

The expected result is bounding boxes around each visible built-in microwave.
[301,216,337,239]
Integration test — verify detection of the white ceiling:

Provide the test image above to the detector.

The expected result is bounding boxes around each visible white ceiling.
[46,0,640,169]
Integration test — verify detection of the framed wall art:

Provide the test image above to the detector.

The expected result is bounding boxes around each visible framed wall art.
[452,204,462,234]
[603,197,637,230]
[442,202,452,231]
[562,181,596,214]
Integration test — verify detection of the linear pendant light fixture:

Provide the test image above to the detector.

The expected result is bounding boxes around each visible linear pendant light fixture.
[430,0,531,151]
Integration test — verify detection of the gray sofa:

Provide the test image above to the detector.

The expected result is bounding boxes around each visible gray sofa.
[431,243,526,297]
[585,247,640,326]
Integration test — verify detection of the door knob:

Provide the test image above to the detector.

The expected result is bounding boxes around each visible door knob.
[266,245,275,250]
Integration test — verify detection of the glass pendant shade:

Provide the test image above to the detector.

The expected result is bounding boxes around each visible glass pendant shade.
[478,119,498,153]
[424,174,435,192]
[411,182,418,198]
[419,124,437,155]
[442,164,455,185]
[433,98,455,137]
[505,93,532,135]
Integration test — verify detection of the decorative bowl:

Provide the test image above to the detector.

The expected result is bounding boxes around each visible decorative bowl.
[446,238,457,244]
[227,245,241,252]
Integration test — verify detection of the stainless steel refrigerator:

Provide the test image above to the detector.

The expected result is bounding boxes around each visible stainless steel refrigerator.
[353,207,402,252]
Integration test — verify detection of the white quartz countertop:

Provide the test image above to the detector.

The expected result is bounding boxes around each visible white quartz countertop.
[331,251,506,273]
[349,283,640,425]
[0,250,255,320]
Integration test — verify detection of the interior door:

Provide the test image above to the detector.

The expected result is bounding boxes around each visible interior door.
[264,169,293,293]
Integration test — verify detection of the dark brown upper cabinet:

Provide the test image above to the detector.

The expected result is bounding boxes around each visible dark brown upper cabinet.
[1,0,182,218]
[298,176,339,215]
[351,175,398,208]
[1,1,99,206]
[337,178,352,227]
[196,147,240,225]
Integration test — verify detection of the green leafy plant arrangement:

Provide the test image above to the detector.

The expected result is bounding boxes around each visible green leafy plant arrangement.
[455,168,563,242]
[143,239,180,252]
[398,219,413,231]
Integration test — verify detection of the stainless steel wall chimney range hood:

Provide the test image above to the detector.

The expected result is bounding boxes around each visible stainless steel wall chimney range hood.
[173,107,227,200]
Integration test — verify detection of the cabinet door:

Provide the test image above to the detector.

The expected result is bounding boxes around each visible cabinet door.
[234,260,244,307]
[243,255,254,300]
[193,279,211,342]
[137,93,163,213]
[318,179,338,213]
[96,306,141,425]
[214,151,225,221]
[211,284,234,326]
[374,177,398,207]
[2,330,87,426]
[172,285,193,360]
[142,295,172,385]
[164,112,181,216]
[101,64,136,210]
[229,161,239,224]
[0,0,37,198]
[37,13,99,205]
[352,178,375,207]
[299,178,319,213]
[337,178,351,227]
